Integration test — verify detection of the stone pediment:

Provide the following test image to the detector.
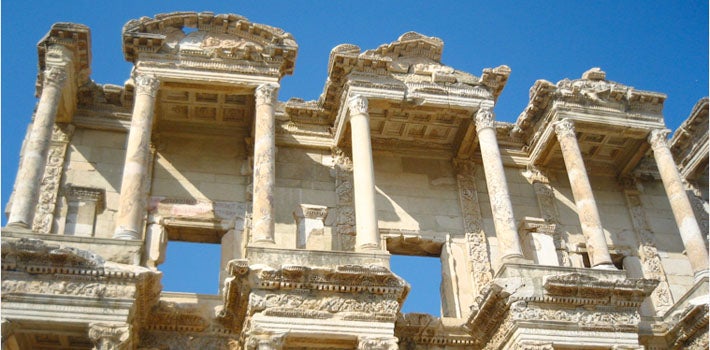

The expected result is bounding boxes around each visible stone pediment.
[513,67,666,138]
[122,12,298,77]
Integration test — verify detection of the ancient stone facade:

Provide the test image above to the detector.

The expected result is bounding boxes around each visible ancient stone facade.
[2,12,708,350]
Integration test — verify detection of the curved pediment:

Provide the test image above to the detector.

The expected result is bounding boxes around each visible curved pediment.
[122,12,298,77]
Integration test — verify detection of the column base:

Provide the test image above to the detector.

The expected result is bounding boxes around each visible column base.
[694,268,709,282]
[355,243,381,252]
[500,254,532,264]
[592,263,617,270]
[112,229,141,240]
[6,222,31,230]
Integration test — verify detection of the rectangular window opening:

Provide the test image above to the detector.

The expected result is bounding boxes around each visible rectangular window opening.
[390,254,442,316]
[159,240,222,294]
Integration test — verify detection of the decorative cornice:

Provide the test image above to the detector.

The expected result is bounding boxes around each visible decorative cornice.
[347,95,369,116]
[255,83,279,106]
[648,129,671,151]
[133,74,160,97]
[475,106,495,132]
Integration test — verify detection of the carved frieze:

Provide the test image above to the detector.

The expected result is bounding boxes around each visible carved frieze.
[32,123,74,233]
[454,160,493,294]
[333,147,356,251]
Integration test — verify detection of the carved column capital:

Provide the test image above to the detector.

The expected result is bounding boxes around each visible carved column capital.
[523,165,550,184]
[348,95,369,116]
[475,106,495,132]
[245,332,286,350]
[553,118,576,139]
[43,66,68,88]
[357,336,399,350]
[133,74,160,97]
[648,129,670,150]
[255,83,279,106]
[88,323,131,350]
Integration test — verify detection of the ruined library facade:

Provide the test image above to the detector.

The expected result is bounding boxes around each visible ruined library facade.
[2,12,708,350]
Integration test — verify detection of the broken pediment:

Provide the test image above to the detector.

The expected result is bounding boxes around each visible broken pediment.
[122,12,298,77]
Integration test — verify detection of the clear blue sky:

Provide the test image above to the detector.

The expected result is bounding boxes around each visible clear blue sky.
[2,1,708,315]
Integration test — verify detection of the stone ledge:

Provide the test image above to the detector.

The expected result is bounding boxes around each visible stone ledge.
[245,246,391,269]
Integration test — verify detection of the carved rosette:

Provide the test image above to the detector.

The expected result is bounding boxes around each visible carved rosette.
[454,161,493,293]
[88,323,131,350]
[32,124,74,233]
[475,106,495,132]
[553,118,576,139]
[255,83,279,106]
[133,74,160,97]
[348,95,369,116]
[333,147,356,251]
[43,66,68,89]
[648,129,671,151]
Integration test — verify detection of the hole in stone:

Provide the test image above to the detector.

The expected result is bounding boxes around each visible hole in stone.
[160,241,221,294]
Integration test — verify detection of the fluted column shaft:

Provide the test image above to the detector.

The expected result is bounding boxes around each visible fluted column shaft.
[251,84,279,244]
[113,74,159,240]
[554,119,613,268]
[8,67,67,228]
[475,107,524,261]
[649,129,709,279]
[348,95,380,251]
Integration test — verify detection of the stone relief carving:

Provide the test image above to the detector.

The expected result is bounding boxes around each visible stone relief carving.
[32,124,74,233]
[454,160,493,294]
[553,118,576,139]
[2,277,135,298]
[509,301,640,330]
[140,331,237,350]
[357,337,399,350]
[648,128,671,150]
[333,147,356,251]
[248,293,400,320]
[44,66,68,88]
[347,95,369,116]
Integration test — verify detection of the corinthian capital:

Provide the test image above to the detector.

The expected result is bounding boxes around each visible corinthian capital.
[348,95,369,116]
[133,74,160,97]
[44,66,68,88]
[648,129,670,150]
[88,323,131,350]
[553,119,576,139]
[255,83,279,106]
[475,106,495,132]
[357,337,398,350]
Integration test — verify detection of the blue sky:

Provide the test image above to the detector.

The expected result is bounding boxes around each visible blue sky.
[2,1,708,315]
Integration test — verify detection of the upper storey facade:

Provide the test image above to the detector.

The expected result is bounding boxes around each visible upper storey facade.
[2,12,708,350]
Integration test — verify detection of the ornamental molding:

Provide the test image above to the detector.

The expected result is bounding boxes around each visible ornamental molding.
[218,260,409,331]
[32,124,74,233]
[357,336,399,350]
[395,313,475,347]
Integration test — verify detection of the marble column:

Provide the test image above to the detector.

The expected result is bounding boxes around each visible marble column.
[7,66,67,228]
[553,119,614,268]
[251,83,279,244]
[475,107,524,261]
[348,95,380,251]
[113,74,159,240]
[648,129,709,279]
